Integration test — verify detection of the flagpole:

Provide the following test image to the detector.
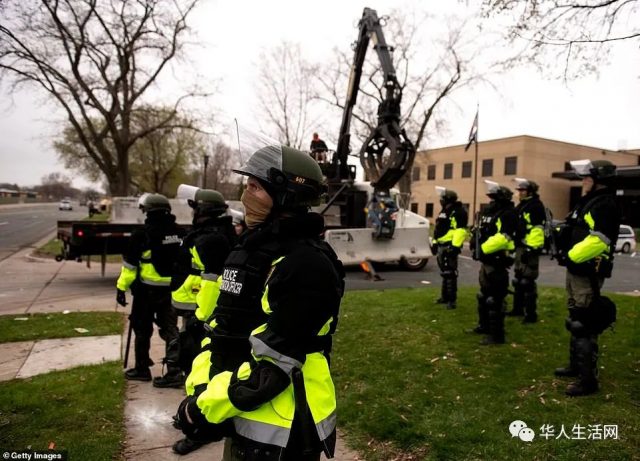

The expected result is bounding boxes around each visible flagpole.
[472,134,479,221]
[471,105,479,222]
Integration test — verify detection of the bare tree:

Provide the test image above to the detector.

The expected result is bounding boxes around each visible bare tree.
[203,141,242,199]
[481,0,640,79]
[37,172,74,199]
[316,9,512,193]
[0,0,207,195]
[255,41,321,150]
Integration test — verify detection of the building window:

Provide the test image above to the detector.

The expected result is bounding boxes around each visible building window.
[412,167,420,181]
[410,203,418,213]
[504,156,517,175]
[482,159,493,177]
[462,161,472,178]
[444,163,453,179]
[427,165,436,180]
[425,203,434,217]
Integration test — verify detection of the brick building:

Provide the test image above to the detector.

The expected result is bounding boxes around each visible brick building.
[411,135,640,225]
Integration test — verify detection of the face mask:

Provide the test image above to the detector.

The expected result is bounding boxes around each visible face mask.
[241,190,273,228]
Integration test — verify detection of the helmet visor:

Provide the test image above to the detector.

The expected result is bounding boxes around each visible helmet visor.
[513,177,529,190]
[483,179,500,195]
[570,159,593,177]
[232,122,282,182]
[176,184,199,201]
[435,186,446,198]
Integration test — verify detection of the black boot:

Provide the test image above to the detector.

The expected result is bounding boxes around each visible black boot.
[470,294,489,334]
[153,370,184,388]
[566,337,599,397]
[522,281,538,323]
[506,279,524,316]
[154,338,184,388]
[555,336,579,377]
[172,437,210,455]
[480,300,505,345]
[444,275,457,310]
[124,367,152,381]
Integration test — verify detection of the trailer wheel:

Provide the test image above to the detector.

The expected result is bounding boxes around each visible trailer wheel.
[400,257,428,271]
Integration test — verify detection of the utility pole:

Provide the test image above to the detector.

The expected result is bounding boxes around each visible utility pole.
[203,154,210,188]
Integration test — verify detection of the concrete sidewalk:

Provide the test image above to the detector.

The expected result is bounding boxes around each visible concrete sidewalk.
[0,247,362,460]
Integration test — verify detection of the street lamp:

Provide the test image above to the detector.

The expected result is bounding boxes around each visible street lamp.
[203,154,210,188]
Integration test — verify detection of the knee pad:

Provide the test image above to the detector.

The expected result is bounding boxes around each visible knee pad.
[566,308,590,336]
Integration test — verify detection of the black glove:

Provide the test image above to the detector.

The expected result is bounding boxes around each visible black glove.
[176,395,231,442]
[116,289,127,307]
[556,252,568,267]
[430,243,438,255]
[228,360,290,412]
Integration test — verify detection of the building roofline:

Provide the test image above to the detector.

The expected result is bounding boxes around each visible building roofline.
[422,134,640,157]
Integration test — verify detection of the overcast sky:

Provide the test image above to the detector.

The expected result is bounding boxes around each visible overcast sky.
[1,0,638,189]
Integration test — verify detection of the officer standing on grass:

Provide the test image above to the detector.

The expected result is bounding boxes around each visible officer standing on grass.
[432,186,468,310]
[174,143,345,460]
[153,186,236,389]
[470,181,517,345]
[116,193,185,382]
[506,178,546,323]
[553,159,619,397]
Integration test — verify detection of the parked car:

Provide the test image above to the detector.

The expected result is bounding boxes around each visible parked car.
[58,199,73,211]
[616,224,637,254]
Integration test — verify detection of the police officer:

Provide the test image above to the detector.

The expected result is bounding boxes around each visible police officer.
[174,144,345,460]
[507,178,546,323]
[433,186,468,310]
[470,181,517,345]
[153,187,236,389]
[554,159,619,397]
[116,194,185,381]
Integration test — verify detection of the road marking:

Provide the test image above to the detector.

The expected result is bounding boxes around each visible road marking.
[0,222,8,226]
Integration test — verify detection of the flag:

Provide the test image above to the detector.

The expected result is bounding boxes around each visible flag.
[464,108,478,152]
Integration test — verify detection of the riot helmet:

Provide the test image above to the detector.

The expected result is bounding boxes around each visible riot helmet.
[484,180,513,201]
[233,144,326,209]
[435,186,458,204]
[570,159,616,180]
[513,177,539,195]
[138,193,171,214]
[177,184,228,215]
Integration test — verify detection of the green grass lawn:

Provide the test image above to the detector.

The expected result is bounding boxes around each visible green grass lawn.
[332,287,640,460]
[0,363,125,460]
[0,312,125,343]
[33,237,63,259]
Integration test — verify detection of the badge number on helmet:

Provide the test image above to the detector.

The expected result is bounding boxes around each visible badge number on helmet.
[294,176,306,184]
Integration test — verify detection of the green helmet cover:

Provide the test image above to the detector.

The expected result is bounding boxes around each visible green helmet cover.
[589,159,616,179]
[194,189,227,208]
[234,144,325,208]
[140,193,171,212]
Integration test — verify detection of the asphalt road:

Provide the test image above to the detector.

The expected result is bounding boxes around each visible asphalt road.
[345,247,640,294]
[0,202,85,261]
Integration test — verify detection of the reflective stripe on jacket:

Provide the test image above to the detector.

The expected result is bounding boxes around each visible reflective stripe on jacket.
[116,250,171,289]
[481,217,516,254]
[568,211,610,264]
[172,247,204,311]
[139,249,171,286]
[194,238,342,453]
